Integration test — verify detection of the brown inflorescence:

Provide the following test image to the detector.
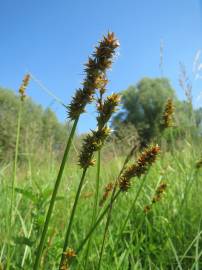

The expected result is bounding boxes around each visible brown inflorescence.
[19,74,30,101]
[97,93,121,129]
[119,145,161,192]
[79,127,111,169]
[161,98,174,129]
[99,182,114,207]
[79,93,120,169]
[68,32,119,120]
[144,182,167,213]
[60,248,76,270]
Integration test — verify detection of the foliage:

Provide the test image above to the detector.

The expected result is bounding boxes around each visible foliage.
[113,77,201,145]
[0,87,69,162]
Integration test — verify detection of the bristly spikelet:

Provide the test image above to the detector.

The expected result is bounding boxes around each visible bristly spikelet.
[68,32,119,120]
[19,74,30,101]
[144,182,167,213]
[99,182,114,207]
[152,182,167,203]
[60,248,76,270]
[97,93,121,129]
[161,98,174,129]
[79,127,111,169]
[119,145,160,191]
[79,92,120,169]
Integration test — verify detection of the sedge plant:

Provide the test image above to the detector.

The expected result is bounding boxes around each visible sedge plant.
[64,145,160,268]
[6,74,30,270]
[34,32,119,270]
[59,92,120,269]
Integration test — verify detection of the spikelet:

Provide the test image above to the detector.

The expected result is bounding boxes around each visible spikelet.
[79,93,120,169]
[60,248,76,270]
[19,74,30,101]
[99,182,114,207]
[97,93,120,129]
[79,127,111,169]
[68,32,119,120]
[161,98,174,129]
[119,145,160,192]
[144,182,167,213]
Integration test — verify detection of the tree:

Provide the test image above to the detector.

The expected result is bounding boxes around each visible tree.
[113,77,176,144]
[0,87,69,162]
[113,77,202,145]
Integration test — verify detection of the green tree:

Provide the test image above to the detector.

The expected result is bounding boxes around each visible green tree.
[0,87,69,162]
[113,77,176,144]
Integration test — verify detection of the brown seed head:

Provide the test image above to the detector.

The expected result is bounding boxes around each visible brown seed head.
[152,182,167,204]
[161,98,174,129]
[19,74,30,101]
[119,145,160,191]
[144,182,167,213]
[99,182,114,207]
[60,248,76,270]
[79,127,111,169]
[68,32,119,120]
[97,93,120,129]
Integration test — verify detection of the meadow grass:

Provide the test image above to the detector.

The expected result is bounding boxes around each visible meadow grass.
[0,140,202,269]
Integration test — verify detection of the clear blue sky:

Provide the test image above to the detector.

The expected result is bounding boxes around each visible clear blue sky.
[1,0,202,133]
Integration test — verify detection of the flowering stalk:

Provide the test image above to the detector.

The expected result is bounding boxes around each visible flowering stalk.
[161,98,174,130]
[97,144,160,269]
[7,74,30,270]
[59,94,120,269]
[73,145,160,266]
[34,32,119,270]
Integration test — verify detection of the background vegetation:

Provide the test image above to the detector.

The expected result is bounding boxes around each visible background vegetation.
[0,75,202,269]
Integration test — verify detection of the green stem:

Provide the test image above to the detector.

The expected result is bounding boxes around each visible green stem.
[114,173,148,248]
[97,169,118,270]
[97,145,138,270]
[6,101,22,270]
[33,117,79,270]
[76,190,120,255]
[59,168,87,269]
[83,151,101,269]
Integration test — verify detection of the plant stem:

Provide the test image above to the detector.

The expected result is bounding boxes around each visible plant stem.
[6,101,22,270]
[114,173,148,248]
[76,190,120,255]
[33,117,79,270]
[83,151,101,269]
[59,168,87,269]
[97,145,138,270]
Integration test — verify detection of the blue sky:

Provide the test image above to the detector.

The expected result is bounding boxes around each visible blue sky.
[1,0,202,133]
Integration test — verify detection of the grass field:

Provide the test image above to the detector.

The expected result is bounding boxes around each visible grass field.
[0,138,202,269]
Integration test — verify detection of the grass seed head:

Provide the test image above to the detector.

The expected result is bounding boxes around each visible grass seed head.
[68,32,119,120]
[144,182,167,213]
[119,145,160,191]
[19,74,30,101]
[60,248,76,270]
[99,182,114,207]
[79,127,111,169]
[161,98,174,129]
[97,93,121,129]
